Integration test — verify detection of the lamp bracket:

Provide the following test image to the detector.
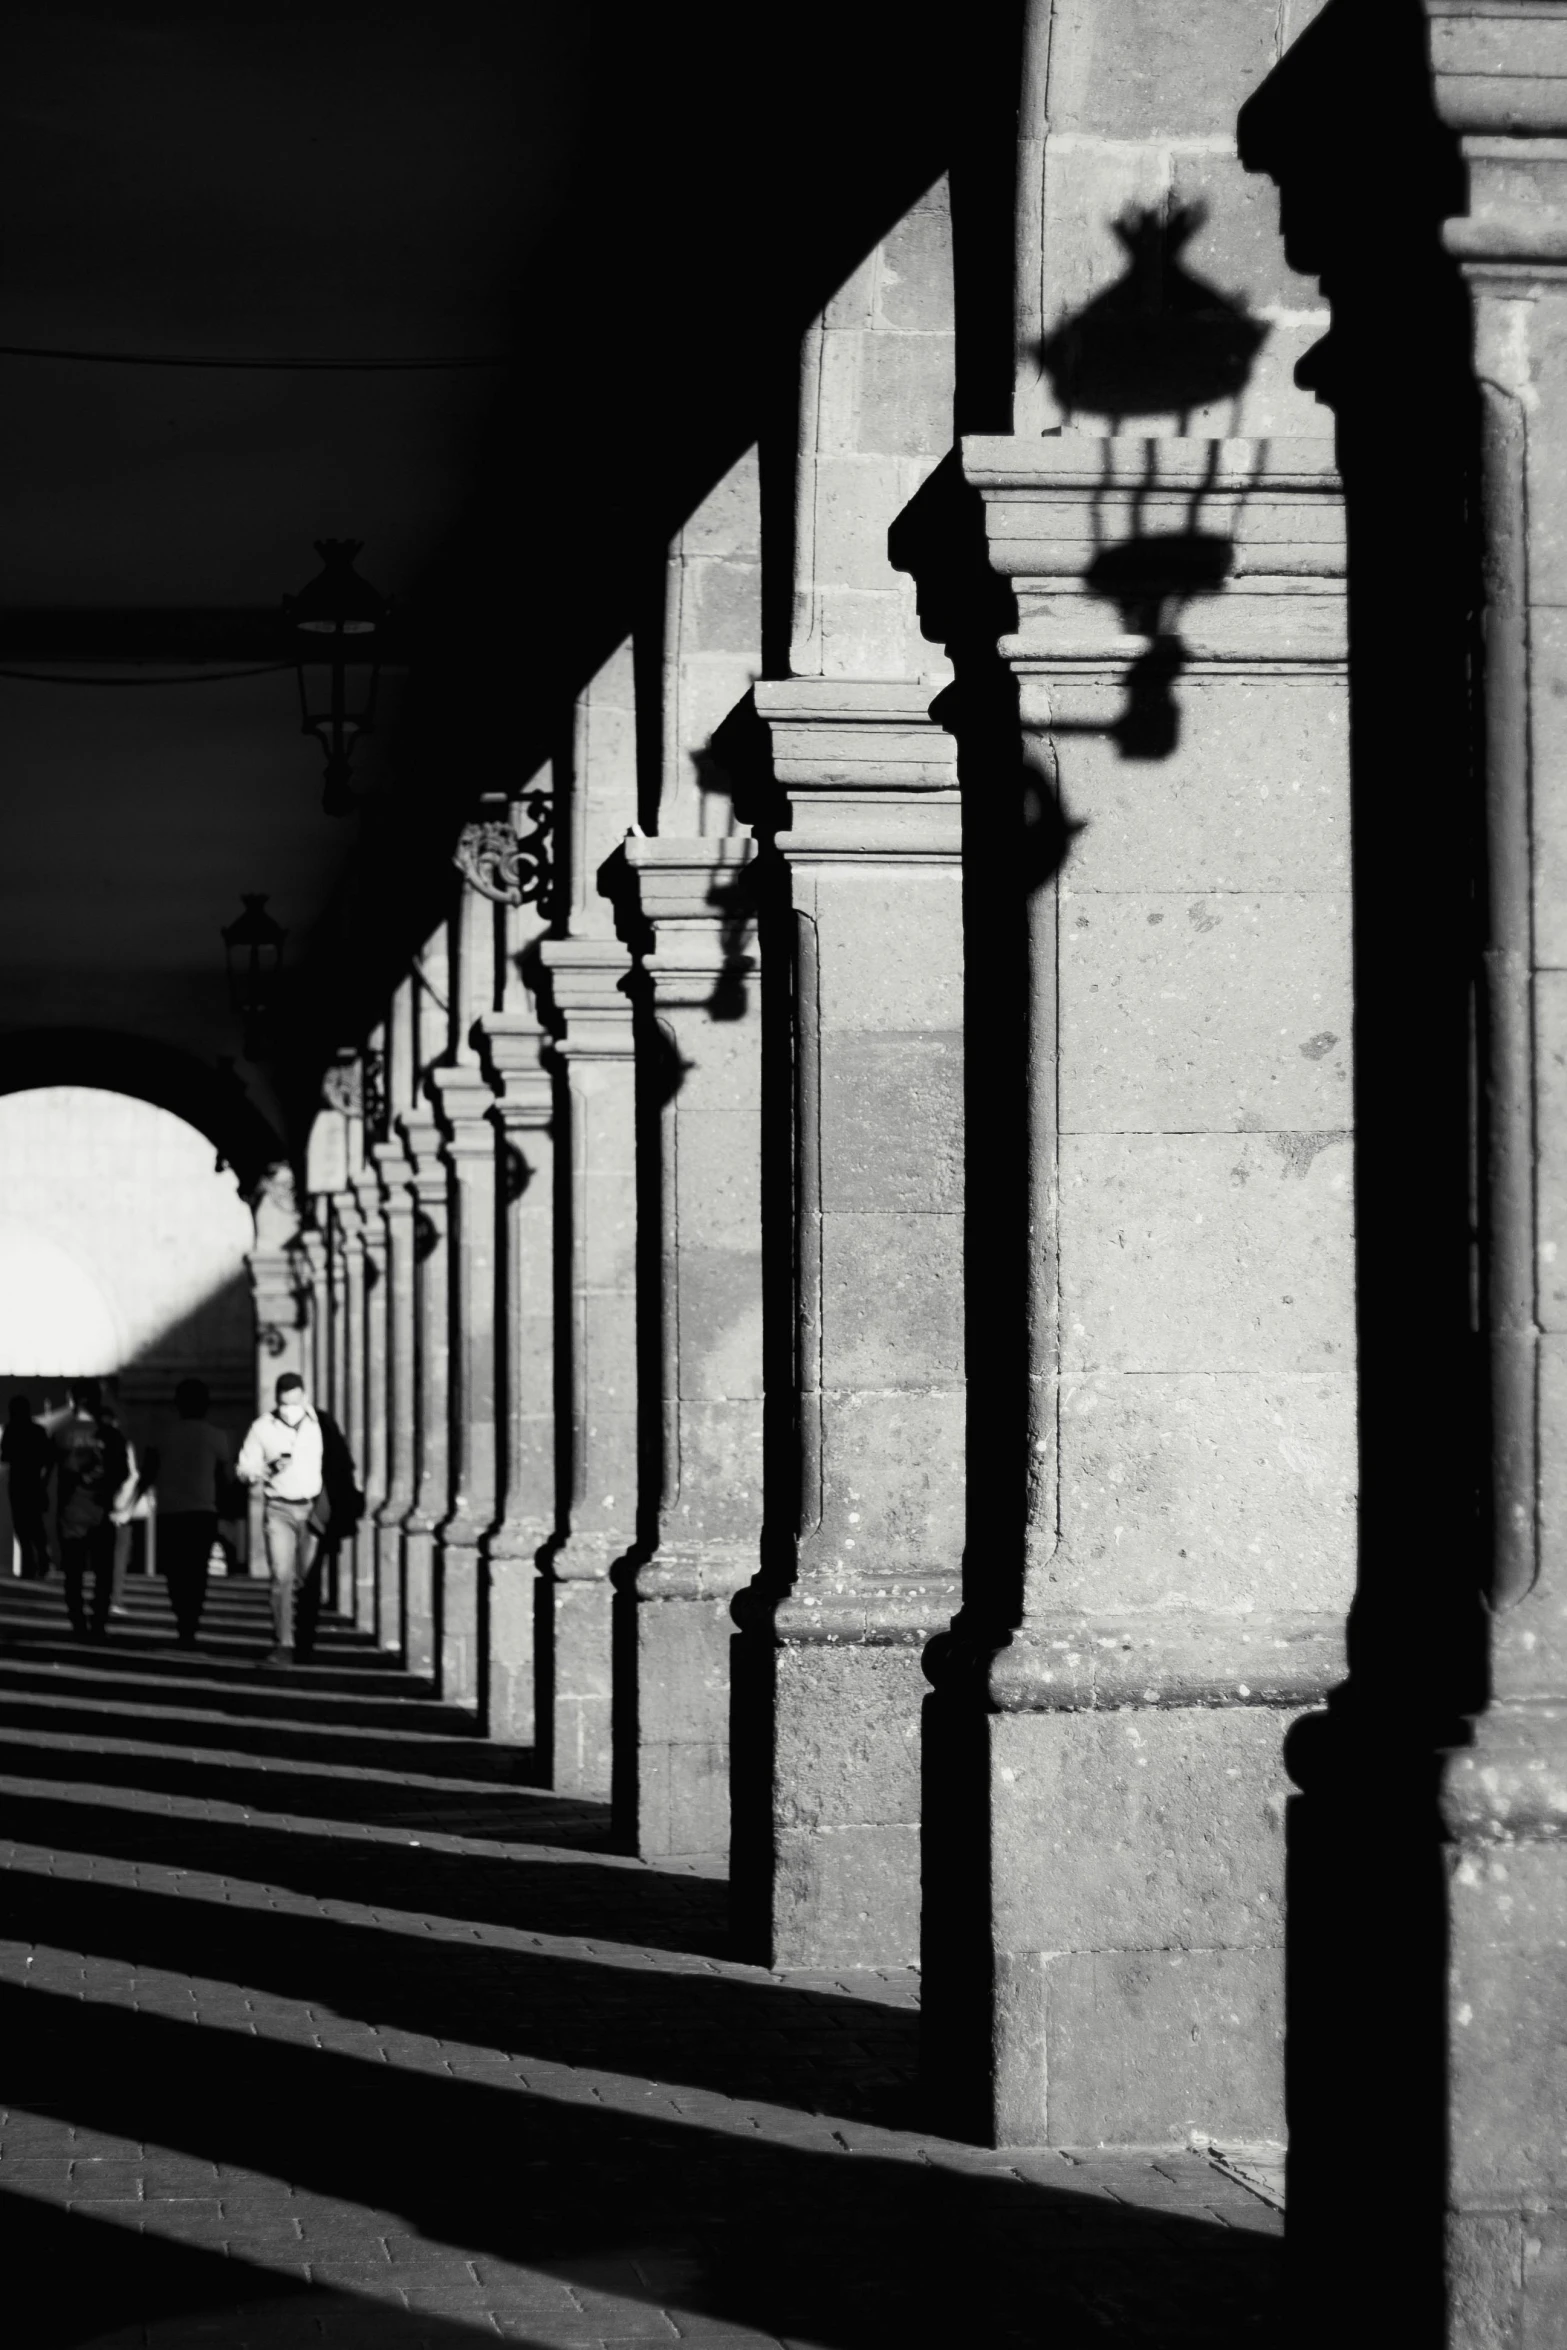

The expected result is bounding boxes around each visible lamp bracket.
[453,789,552,909]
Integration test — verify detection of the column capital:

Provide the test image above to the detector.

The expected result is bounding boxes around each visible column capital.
[536,937,636,1060]
[959,434,1346,721]
[623,833,758,1003]
[427,1064,496,1158]
[477,1009,553,1124]
[753,680,959,866]
[331,1188,369,1248]
[370,1138,415,1215]
[1426,4,1567,261]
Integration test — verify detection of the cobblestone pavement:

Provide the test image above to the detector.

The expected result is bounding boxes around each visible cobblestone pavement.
[0,1574,1284,2347]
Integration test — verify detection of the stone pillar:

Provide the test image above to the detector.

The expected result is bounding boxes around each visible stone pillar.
[479,1010,552,1749]
[332,1188,371,1634]
[941,434,1355,2147]
[532,643,640,1795]
[429,1062,497,1712]
[1417,14,1567,2338]
[349,1168,388,1646]
[373,1141,416,1663]
[247,1166,307,1581]
[622,834,764,1860]
[533,944,635,1796]
[298,1228,328,1407]
[749,683,964,1967]
[400,1111,448,1682]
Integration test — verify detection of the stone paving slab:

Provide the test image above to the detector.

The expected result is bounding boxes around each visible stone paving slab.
[0,1579,1282,2346]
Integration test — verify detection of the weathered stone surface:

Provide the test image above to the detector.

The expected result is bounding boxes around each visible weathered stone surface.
[817,1388,967,1564]
[773,1821,923,1971]
[1059,892,1352,1134]
[1448,1838,1567,2206]
[1039,1946,1286,2146]
[1060,1132,1354,1373]
[774,1645,926,1830]
[819,1211,965,1390]
[818,1035,963,1213]
[991,1706,1291,1954]
[1052,1369,1356,1614]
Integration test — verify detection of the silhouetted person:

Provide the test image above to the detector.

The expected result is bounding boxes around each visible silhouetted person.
[150,1377,230,1647]
[237,1372,323,1667]
[52,1378,131,1642]
[302,1406,363,1661]
[3,1395,53,1579]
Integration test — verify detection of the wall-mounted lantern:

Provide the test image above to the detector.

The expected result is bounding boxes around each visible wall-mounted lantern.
[284,539,389,816]
[222,894,286,1059]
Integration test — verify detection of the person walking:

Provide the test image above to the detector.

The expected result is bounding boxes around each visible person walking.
[2,1395,54,1579]
[51,1379,131,1642]
[148,1377,230,1647]
[236,1372,323,1667]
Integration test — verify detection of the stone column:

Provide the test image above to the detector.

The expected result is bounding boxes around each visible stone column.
[247,1166,307,1580]
[348,1167,388,1645]
[298,1228,328,1406]
[429,1059,498,1715]
[1417,14,1567,2338]
[533,944,635,1796]
[333,1187,371,1633]
[750,683,964,1967]
[400,1112,448,1682]
[943,435,1355,2147]
[479,1010,553,1749]
[373,1141,416,1662]
[532,643,639,1795]
[621,834,764,1860]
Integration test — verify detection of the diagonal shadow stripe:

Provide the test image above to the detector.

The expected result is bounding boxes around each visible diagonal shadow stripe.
[0,1695,539,1784]
[0,2187,503,2350]
[0,1865,911,2122]
[0,1731,605,1845]
[0,1789,727,1958]
[0,1984,1281,2350]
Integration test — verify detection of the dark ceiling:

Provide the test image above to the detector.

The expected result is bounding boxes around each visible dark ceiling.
[0,0,987,1160]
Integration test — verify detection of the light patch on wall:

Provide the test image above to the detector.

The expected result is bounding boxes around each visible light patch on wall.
[0,1225,119,1373]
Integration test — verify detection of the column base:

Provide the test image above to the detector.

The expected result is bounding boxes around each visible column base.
[373,1510,407,1659]
[552,1577,614,1797]
[770,1637,929,1968]
[401,1519,437,1679]
[436,1527,483,1711]
[483,1524,541,1749]
[621,1573,736,1861]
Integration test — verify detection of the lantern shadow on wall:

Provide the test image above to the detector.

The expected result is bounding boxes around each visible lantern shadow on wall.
[1032,202,1269,760]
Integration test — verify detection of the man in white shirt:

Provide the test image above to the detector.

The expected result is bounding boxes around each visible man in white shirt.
[236,1372,325,1666]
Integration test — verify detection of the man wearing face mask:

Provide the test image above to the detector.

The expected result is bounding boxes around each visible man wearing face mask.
[236,1372,324,1666]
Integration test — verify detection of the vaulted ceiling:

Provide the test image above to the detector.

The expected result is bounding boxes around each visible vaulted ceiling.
[0,0,965,1162]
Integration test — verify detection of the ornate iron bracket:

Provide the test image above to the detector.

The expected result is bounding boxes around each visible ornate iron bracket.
[453,789,552,910]
[321,1055,362,1117]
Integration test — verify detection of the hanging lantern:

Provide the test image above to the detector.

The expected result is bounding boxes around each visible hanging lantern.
[284,539,389,817]
[222,894,286,1059]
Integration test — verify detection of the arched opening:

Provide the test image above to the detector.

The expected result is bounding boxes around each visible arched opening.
[0,1087,257,1575]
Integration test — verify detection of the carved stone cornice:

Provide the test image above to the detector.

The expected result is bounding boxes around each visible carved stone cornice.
[776,1570,962,1648]
[536,937,636,1060]
[427,1064,496,1159]
[752,681,960,866]
[622,834,759,1008]
[1440,1700,1567,1842]
[370,1138,415,1218]
[961,434,1347,712]
[983,1610,1347,1713]
[1425,2,1567,265]
[476,1009,553,1125]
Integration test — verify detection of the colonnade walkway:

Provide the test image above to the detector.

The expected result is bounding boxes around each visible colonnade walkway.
[0,1576,1282,2348]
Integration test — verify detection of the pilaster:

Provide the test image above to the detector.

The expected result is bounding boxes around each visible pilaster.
[534,939,638,1797]
[940,432,1354,2146]
[348,1167,388,1645]
[748,681,963,1966]
[1420,14,1567,2339]
[370,1141,415,1658]
[621,834,764,1860]
[478,1009,554,1749]
[331,1187,371,1634]
[399,1110,449,1682]
[428,1062,498,1714]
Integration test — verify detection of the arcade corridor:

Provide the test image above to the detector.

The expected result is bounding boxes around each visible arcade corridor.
[0,1575,1281,2347]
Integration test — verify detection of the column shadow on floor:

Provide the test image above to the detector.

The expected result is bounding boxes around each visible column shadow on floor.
[1,1984,1282,2350]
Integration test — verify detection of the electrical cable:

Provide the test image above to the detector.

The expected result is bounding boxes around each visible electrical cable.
[0,663,296,686]
[0,343,505,372]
